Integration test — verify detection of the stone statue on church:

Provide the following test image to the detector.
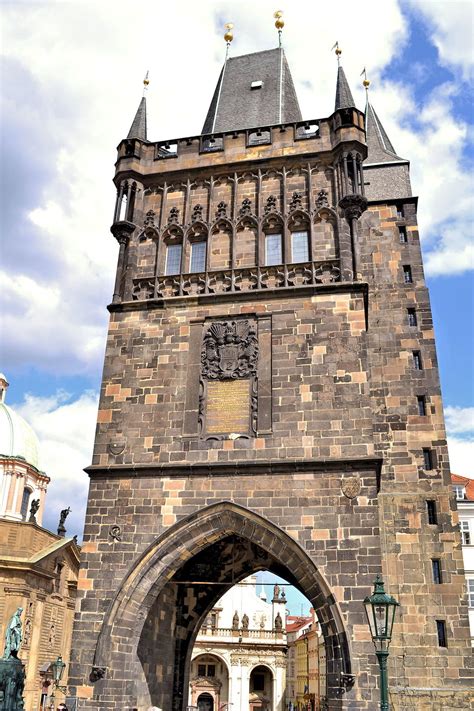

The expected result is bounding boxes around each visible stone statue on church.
[57,507,71,537]
[3,608,23,659]
[274,612,283,631]
[28,499,40,524]
[272,583,280,601]
[241,613,249,630]
[232,611,239,630]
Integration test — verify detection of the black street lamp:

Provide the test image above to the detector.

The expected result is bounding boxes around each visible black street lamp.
[364,575,399,711]
[49,655,67,708]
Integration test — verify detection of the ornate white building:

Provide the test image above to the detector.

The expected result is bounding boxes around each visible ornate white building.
[188,576,287,711]
[0,374,49,524]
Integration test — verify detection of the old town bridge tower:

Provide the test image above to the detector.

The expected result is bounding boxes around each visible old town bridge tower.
[69,40,472,711]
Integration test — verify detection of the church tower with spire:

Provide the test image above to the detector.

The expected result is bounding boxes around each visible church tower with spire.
[69,27,472,711]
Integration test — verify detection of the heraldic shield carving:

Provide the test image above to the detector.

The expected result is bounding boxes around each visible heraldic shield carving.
[201,320,258,379]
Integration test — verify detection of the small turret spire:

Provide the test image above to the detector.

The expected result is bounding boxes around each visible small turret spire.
[333,44,356,111]
[127,92,148,142]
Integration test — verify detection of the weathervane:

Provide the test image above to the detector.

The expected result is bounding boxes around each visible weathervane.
[361,67,370,94]
[331,41,342,66]
[274,10,284,48]
[224,22,234,59]
[143,70,150,97]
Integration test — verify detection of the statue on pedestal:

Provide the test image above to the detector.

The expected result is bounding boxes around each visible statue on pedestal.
[3,608,23,660]
[0,608,25,709]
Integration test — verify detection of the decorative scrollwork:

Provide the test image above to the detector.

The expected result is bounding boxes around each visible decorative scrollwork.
[191,204,203,222]
[316,189,329,209]
[289,191,303,211]
[168,206,180,224]
[264,195,277,214]
[201,320,258,380]
[239,197,252,216]
[215,201,228,219]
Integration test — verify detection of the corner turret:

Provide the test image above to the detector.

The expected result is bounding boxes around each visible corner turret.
[127,96,147,141]
[335,65,356,110]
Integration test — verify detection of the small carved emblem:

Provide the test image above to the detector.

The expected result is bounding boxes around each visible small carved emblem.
[341,476,361,499]
[201,320,258,380]
[108,441,126,456]
[109,525,122,542]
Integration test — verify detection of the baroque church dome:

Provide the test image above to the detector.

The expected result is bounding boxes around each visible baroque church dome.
[0,373,40,469]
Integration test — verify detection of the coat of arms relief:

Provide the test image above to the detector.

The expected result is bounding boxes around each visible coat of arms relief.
[201,320,258,380]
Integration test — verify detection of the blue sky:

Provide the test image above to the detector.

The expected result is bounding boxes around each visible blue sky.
[1,2,473,612]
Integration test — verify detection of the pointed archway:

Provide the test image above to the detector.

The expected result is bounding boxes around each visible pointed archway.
[91,501,353,710]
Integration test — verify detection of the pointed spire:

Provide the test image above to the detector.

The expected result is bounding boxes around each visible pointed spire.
[127,96,147,141]
[365,100,404,163]
[335,65,356,111]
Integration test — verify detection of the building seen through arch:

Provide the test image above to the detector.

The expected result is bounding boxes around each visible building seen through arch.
[68,29,472,711]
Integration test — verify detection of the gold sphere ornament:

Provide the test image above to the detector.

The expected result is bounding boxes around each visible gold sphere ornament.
[274,10,284,30]
[363,79,370,89]
[335,47,342,56]
[224,22,234,43]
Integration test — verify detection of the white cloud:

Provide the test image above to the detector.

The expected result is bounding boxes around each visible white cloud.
[14,390,99,538]
[448,436,474,477]
[445,405,474,435]
[408,0,474,82]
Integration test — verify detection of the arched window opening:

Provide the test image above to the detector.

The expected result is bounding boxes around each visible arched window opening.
[165,243,183,275]
[119,194,128,221]
[197,693,214,711]
[20,487,32,521]
[190,240,207,273]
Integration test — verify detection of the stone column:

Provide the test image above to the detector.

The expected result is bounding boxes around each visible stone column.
[110,221,135,303]
[338,195,368,281]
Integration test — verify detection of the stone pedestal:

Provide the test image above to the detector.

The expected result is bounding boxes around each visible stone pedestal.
[0,658,25,711]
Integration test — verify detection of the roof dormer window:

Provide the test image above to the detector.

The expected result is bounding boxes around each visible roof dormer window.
[453,485,466,500]
[251,80,263,89]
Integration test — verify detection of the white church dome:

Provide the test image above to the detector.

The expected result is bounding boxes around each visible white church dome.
[0,374,40,469]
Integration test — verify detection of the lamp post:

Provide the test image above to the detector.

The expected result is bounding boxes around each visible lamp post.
[363,576,399,711]
[49,655,67,709]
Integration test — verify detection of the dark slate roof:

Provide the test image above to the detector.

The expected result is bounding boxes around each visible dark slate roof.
[127,97,147,141]
[365,101,405,163]
[334,66,355,110]
[202,48,302,134]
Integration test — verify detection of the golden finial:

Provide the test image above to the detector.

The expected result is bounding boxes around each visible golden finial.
[274,10,284,47]
[331,41,342,66]
[224,22,234,59]
[360,67,370,92]
[143,71,149,96]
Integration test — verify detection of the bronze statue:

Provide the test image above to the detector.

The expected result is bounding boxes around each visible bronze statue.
[3,607,23,659]
[57,507,71,536]
[28,499,40,523]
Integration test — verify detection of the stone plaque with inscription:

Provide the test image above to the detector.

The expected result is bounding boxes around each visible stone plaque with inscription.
[206,379,251,435]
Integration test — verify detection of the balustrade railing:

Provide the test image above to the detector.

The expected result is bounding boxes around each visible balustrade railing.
[131,260,340,301]
[197,626,285,639]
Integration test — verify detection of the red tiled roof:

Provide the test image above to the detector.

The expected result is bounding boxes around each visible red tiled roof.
[451,473,474,501]
[286,615,312,632]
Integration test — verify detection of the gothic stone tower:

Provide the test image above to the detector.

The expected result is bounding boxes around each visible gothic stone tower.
[69,48,473,710]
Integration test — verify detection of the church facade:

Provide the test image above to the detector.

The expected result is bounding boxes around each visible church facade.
[68,40,472,711]
[188,576,287,711]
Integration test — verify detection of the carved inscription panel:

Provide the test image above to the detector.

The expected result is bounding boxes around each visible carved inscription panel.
[206,380,251,435]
